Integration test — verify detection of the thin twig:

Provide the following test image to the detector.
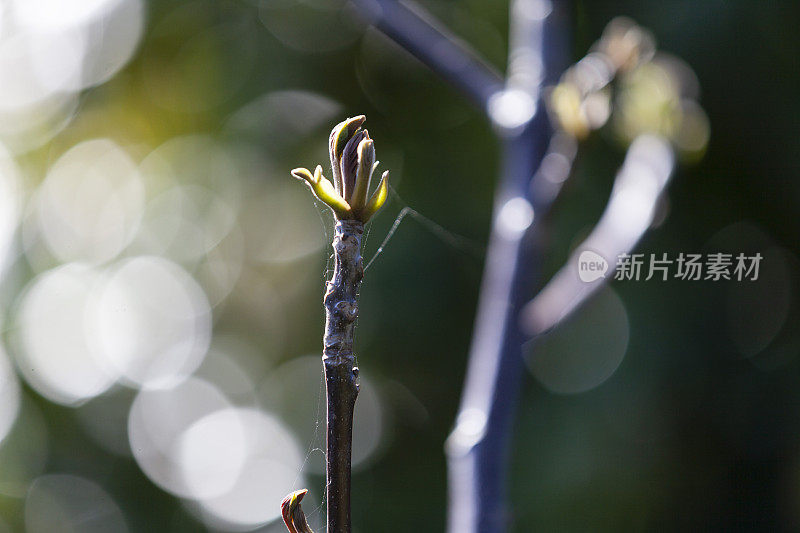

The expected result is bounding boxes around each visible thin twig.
[323,219,364,533]
[291,116,390,533]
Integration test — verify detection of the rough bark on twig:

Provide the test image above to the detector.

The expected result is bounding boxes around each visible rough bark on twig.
[291,114,387,533]
[323,219,363,533]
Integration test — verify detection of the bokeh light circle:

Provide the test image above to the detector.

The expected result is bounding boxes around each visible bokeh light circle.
[34,139,144,264]
[0,344,20,445]
[14,264,118,405]
[0,398,49,499]
[525,286,630,394]
[725,247,793,357]
[128,377,234,498]
[196,407,305,530]
[260,355,385,474]
[0,143,22,278]
[87,256,212,389]
[175,408,248,500]
[25,474,129,533]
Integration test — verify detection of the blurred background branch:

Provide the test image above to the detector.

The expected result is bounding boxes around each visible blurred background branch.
[351,2,710,531]
[521,134,675,337]
[0,0,793,531]
[444,0,569,530]
[349,0,504,109]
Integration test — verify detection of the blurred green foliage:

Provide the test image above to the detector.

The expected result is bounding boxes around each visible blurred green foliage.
[1,0,799,531]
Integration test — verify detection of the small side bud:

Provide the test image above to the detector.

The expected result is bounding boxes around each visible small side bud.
[281,489,314,533]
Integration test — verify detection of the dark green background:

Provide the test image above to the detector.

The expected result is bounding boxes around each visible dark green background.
[4,1,799,531]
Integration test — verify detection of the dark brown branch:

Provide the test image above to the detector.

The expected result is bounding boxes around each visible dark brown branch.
[323,219,363,533]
